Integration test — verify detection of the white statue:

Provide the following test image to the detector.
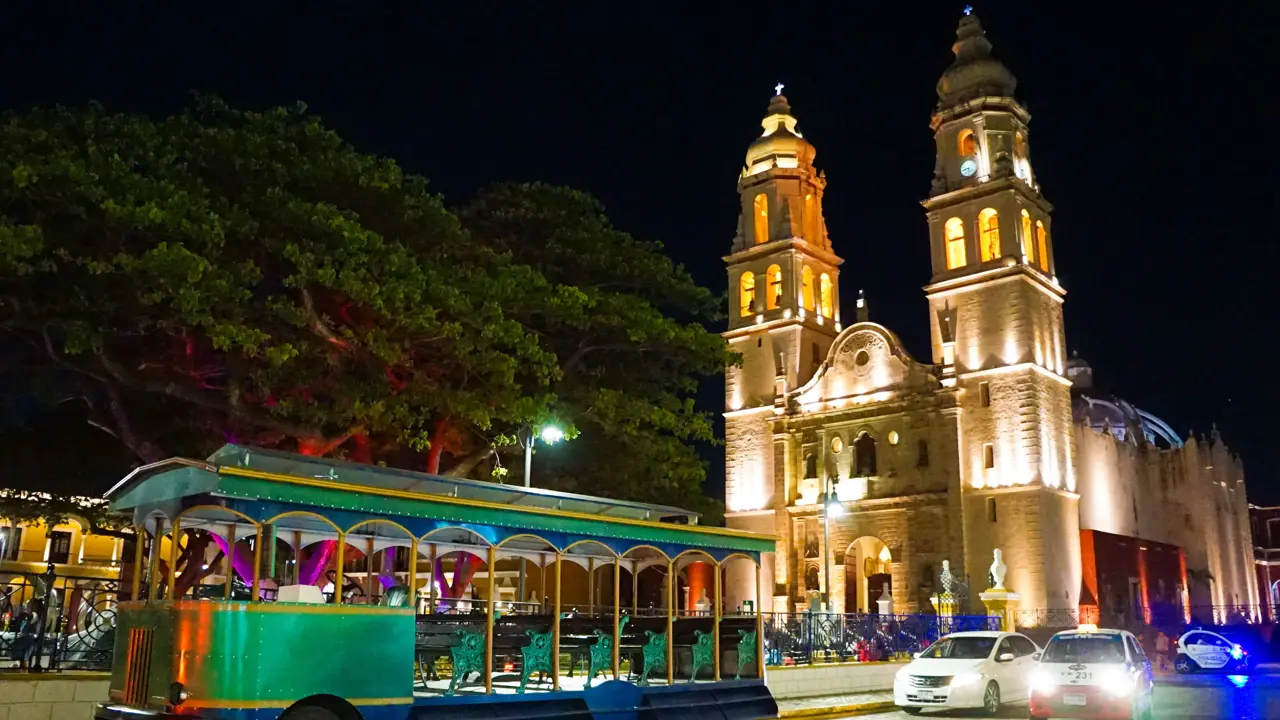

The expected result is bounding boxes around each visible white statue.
[940,560,955,594]
[876,582,892,615]
[990,548,1007,590]
[695,588,711,612]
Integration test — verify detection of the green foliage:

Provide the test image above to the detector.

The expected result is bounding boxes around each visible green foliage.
[457,184,735,510]
[0,101,729,517]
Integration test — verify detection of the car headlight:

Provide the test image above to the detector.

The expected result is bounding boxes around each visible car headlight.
[895,667,910,684]
[1098,667,1137,697]
[1029,669,1056,695]
[1231,645,1244,660]
[950,672,982,688]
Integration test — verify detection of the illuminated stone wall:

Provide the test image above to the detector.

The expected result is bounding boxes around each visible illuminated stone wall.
[1074,424,1256,613]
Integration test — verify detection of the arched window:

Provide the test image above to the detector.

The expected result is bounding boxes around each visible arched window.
[957,128,977,157]
[1020,209,1035,264]
[801,267,815,311]
[819,273,833,317]
[979,208,1000,262]
[753,194,769,244]
[944,217,966,269]
[854,433,877,477]
[739,271,756,317]
[804,193,820,242]
[1036,221,1049,272]
[804,453,818,479]
[766,264,783,310]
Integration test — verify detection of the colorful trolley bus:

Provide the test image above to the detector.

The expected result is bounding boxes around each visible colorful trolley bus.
[94,444,778,720]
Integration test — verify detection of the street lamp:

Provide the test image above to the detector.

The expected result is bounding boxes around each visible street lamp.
[822,475,844,613]
[516,423,564,609]
[519,424,564,488]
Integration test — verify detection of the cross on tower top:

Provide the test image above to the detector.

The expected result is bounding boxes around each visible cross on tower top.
[964,4,973,15]
[774,82,785,96]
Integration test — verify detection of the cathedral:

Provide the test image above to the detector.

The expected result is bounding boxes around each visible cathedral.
[721,12,1256,624]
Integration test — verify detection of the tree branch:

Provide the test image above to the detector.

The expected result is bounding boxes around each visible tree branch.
[95,352,326,441]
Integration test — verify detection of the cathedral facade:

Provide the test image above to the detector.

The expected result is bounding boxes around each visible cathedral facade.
[721,12,1256,623]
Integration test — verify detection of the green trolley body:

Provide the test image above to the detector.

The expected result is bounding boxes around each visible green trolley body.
[108,600,413,717]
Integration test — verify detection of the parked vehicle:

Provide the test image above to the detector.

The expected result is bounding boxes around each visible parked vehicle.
[1174,628,1253,673]
[1029,626,1154,720]
[892,630,1040,715]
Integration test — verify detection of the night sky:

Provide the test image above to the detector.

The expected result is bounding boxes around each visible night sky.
[1,2,1277,502]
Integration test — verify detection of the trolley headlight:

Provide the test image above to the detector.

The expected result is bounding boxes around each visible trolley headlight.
[167,681,189,705]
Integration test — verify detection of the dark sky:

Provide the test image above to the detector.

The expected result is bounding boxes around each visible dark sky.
[2,2,1277,501]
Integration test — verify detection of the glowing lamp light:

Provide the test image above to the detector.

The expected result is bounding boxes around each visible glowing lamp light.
[539,426,565,445]
[825,498,845,518]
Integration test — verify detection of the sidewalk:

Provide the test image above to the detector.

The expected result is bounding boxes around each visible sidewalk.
[777,691,896,719]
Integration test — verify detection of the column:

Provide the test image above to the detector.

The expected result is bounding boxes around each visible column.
[428,543,438,614]
[251,526,263,603]
[713,561,722,681]
[224,524,236,600]
[613,556,621,679]
[167,517,181,600]
[666,559,674,685]
[130,525,144,602]
[486,546,496,694]
[409,539,419,612]
[147,516,164,602]
[553,553,562,690]
[334,534,345,605]
[755,561,765,676]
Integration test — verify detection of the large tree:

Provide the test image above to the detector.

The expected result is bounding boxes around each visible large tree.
[0,98,557,471]
[0,100,732,514]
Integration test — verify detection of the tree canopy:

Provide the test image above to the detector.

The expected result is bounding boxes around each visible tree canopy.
[0,99,732,515]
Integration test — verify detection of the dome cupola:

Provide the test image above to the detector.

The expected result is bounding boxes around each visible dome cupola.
[745,87,816,176]
[936,9,1017,108]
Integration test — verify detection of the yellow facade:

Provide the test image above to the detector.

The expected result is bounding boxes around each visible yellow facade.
[0,517,124,580]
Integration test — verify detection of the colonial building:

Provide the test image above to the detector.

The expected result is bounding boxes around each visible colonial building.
[722,11,1255,623]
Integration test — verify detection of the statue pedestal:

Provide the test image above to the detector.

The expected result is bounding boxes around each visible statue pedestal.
[979,590,1021,632]
[930,593,960,617]
[930,593,961,634]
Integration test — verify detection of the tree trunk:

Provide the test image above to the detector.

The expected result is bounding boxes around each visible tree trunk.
[425,417,450,474]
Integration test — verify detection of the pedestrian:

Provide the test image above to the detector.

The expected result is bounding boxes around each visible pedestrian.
[1154,630,1171,673]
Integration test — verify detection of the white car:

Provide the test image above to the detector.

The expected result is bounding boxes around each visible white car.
[893,631,1040,715]
[1029,627,1154,720]
[1174,629,1252,673]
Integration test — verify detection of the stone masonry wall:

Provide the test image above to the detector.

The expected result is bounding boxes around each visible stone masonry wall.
[0,674,108,720]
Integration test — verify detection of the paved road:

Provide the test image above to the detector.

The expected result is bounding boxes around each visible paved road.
[843,673,1280,719]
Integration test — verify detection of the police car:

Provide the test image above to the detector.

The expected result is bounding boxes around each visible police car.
[1029,626,1154,720]
[1174,628,1252,673]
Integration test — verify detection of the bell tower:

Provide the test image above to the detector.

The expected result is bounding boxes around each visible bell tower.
[922,11,1080,612]
[725,89,842,408]
[723,89,841,514]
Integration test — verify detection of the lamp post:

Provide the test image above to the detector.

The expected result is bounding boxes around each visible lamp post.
[519,424,565,488]
[516,424,564,608]
[822,475,844,613]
